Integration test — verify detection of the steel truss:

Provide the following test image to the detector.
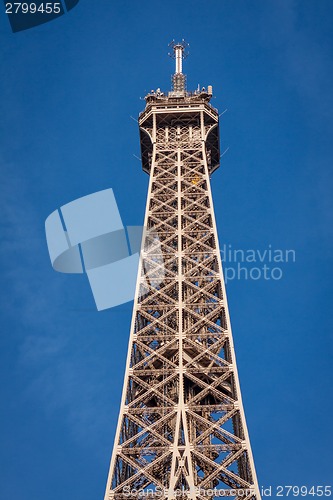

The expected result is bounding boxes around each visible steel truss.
[104,68,261,500]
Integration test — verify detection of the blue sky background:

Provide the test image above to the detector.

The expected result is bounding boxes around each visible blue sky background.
[0,1,332,499]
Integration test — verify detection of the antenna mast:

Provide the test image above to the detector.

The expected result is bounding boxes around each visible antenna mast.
[169,39,188,95]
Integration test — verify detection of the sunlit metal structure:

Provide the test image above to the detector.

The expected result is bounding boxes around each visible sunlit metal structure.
[104,42,261,500]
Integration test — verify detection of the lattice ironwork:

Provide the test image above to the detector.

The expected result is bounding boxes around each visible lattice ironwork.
[104,48,261,500]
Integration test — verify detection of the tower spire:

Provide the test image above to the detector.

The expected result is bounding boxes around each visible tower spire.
[169,39,188,95]
[174,42,184,73]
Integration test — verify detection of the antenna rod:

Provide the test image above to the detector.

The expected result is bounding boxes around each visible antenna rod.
[174,44,183,73]
[169,40,188,94]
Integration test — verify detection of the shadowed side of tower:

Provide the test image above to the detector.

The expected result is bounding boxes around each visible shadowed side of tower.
[104,42,261,500]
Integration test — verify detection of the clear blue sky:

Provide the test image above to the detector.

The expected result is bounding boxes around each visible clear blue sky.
[0,1,332,499]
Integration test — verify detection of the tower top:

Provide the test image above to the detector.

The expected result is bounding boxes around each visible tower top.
[143,42,214,104]
[169,39,189,95]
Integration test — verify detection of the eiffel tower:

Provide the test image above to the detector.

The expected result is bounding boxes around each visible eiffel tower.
[104,42,261,500]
